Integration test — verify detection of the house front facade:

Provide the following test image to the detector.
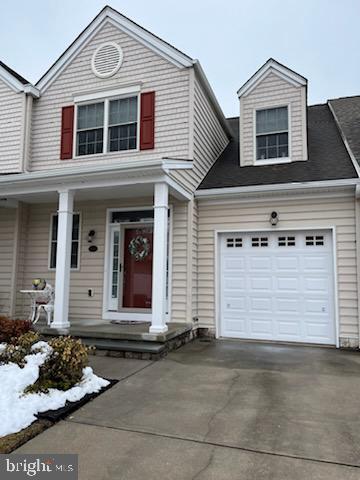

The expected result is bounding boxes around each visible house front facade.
[1,6,360,348]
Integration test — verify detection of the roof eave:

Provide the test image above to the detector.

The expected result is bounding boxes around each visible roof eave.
[237,58,307,98]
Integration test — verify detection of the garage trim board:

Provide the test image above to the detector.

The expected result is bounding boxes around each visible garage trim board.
[215,227,339,347]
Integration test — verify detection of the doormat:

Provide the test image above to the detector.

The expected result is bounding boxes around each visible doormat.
[110,320,149,326]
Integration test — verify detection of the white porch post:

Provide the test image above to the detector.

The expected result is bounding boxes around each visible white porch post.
[52,189,74,330]
[150,182,169,334]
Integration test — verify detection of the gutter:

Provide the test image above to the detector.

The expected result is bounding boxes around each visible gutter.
[195,178,360,199]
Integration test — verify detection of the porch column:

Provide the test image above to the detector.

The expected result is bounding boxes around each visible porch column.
[150,182,169,334]
[52,189,74,330]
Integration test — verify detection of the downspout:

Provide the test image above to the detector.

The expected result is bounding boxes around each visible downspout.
[22,94,33,172]
[355,185,360,348]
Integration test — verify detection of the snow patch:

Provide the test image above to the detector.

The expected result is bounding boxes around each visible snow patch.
[0,342,109,437]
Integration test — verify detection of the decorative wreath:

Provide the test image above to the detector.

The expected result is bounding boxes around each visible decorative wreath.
[128,236,150,261]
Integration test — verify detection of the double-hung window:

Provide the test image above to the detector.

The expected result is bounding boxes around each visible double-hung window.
[76,96,138,156]
[256,106,289,161]
[49,213,81,270]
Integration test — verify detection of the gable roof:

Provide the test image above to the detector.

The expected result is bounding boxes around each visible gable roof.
[0,60,29,85]
[36,5,195,92]
[0,60,39,97]
[34,5,231,137]
[198,104,357,190]
[328,96,360,175]
[237,58,307,98]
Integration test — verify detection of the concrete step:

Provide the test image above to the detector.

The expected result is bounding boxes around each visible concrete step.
[82,337,166,354]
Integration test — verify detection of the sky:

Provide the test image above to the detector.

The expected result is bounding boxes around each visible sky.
[1,0,359,117]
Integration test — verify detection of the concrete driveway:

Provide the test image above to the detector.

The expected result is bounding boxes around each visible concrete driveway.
[17,340,360,479]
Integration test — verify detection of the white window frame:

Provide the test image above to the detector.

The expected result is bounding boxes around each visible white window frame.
[48,212,81,271]
[253,103,291,166]
[73,88,141,159]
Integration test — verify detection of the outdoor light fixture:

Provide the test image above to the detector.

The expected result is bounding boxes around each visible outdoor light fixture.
[270,211,279,226]
[88,230,96,243]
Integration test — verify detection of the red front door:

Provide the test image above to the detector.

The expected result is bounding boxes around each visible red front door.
[122,227,153,309]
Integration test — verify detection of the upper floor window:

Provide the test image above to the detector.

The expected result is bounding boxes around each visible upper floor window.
[76,96,138,156]
[256,106,288,161]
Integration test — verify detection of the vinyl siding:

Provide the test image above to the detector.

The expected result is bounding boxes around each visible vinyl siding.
[240,71,307,166]
[0,208,16,315]
[0,80,24,173]
[197,192,358,343]
[15,199,189,323]
[30,21,190,171]
[171,73,229,191]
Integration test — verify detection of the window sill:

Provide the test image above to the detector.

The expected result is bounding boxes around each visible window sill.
[254,157,291,166]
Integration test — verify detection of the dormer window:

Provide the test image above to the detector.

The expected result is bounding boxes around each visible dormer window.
[256,106,289,162]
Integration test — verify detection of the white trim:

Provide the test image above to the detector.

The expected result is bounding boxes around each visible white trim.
[195,178,359,199]
[0,65,40,97]
[23,84,40,98]
[48,211,81,272]
[253,103,291,165]
[237,59,307,98]
[102,205,173,323]
[36,6,194,92]
[0,159,193,199]
[9,203,22,317]
[72,92,140,159]
[73,84,141,103]
[214,226,339,347]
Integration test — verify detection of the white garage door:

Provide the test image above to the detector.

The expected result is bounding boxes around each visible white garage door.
[220,230,336,344]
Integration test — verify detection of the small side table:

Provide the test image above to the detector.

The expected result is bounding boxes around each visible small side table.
[20,290,54,325]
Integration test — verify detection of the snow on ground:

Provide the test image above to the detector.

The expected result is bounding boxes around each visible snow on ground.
[0,341,109,437]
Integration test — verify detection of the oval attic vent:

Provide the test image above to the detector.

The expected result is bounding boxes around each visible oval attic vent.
[91,42,123,78]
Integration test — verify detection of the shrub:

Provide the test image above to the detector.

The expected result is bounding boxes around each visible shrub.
[0,317,33,344]
[28,336,90,393]
[0,331,40,367]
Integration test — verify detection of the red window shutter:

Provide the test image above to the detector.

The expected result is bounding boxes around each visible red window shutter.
[60,105,74,160]
[140,91,155,150]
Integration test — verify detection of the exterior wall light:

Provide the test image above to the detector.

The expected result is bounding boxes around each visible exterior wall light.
[270,211,279,226]
[88,230,96,243]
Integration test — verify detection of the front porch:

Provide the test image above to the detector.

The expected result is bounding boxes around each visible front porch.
[36,319,195,359]
[0,159,195,344]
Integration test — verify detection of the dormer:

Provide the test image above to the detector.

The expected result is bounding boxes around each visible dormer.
[238,58,308,167]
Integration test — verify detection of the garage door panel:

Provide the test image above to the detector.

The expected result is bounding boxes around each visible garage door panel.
[223,257,246,270]
[220,230,335,345]
[250,276,272,291]
[275,256,299,270]
[277,320,301,336]
[249,256,272,270]
[249,318,273,335]
[276,277,300,291]
[303,255,330,271]
[223,276,246,290]
[304,277,330,293]
[223,296,246,311]
[249,297,273,312]
[276,297,300,313]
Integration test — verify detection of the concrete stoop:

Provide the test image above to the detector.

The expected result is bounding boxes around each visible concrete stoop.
[38,322,198,360]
